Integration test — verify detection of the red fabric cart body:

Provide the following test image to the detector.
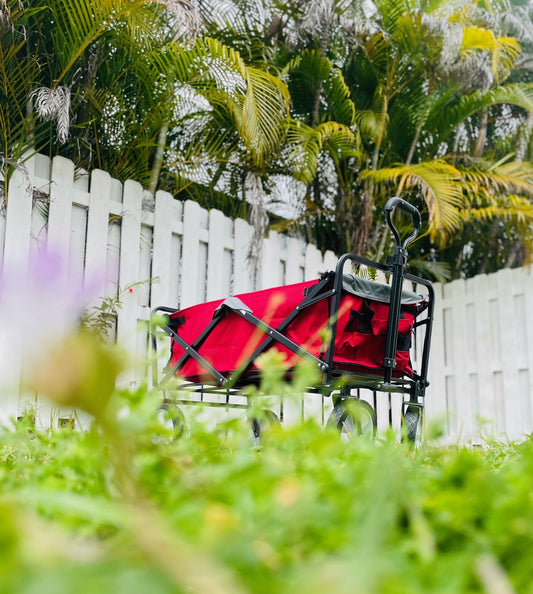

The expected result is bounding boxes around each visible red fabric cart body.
[167,274,428,384]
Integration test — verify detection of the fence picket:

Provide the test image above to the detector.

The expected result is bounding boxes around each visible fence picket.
[261,231,284,289]
[85,169,112,297]
[233,218,254,294]
[116,180,143,367]
[151,190,176,307]
[304,243,323,281]
[285,237,305,284]
[47,157,74,275]
[180,200,204,308]
[206,208,228,301]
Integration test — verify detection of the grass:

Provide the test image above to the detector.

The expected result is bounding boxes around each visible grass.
[0,332,532,594]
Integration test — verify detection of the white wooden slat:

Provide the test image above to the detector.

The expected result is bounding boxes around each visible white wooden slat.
[180,200,203,308]
[282,394,304,426]
[425,284,448,436]
[285,237,305,284]
[496,268,522,440]
[3,157,35,280]
[304,243,323,281]
[233,218,254,294]
[448,280,473,441]
[33,153,51,180]
[323,250,339,274]
[520,266,533,434]
[206,208,227,301]
[151,190,175,307]
[260,231,284,290]
[47,156,75,275]
[512,268,532,435]
[0,157,36,423]
[303,391,323,423]
[471,274,496,441]
[116,180,143,358]
[85,169,112,296]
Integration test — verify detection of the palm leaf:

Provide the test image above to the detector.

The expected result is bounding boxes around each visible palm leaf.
[361,160,464,242]
[462,160,533,198]
[49,0,162,83]
[459,194,533,226]
[149,37,290,167]
[425,83,533,149]
[285,119,357,184]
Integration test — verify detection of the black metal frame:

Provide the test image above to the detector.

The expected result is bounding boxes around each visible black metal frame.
[149,197,435,433]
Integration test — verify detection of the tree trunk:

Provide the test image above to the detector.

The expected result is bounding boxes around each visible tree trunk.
[505,239,523,269]
[473,109,488,157]
[352,183,374,255]
[149,121,169,194]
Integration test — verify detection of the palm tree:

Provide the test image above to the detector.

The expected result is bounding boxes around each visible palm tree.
[0,0,290,206]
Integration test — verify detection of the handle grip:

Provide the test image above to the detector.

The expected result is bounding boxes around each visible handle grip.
[384,197,421,249]
[385,197,421,230]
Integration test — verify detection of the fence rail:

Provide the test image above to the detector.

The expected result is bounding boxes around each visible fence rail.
[1,153,532,443]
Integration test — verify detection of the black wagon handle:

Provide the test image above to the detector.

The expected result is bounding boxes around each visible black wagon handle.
[385,197,421,249]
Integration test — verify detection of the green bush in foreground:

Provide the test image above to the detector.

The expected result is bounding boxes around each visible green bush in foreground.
[0,334,532,593]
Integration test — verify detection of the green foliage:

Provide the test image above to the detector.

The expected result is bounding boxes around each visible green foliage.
[2,333,533,593]
[80,279,154,341]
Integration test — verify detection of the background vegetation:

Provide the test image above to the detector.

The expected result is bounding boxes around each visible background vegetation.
[2,0,533,280]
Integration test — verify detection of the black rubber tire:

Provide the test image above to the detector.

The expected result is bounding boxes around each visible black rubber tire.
[156,402,186,440]
[327,399,377,439]
[402,405,420,443]
[250,409,281,445]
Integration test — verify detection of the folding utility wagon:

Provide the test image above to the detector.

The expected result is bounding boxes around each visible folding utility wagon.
[150,198,435,441]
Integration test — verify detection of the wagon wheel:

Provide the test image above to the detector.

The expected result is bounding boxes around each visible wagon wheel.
[402,405,421,443]
[250,409,281,446]
[327,399,377,439]
[156,402,187,441]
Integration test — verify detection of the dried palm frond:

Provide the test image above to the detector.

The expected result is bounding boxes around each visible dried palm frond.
[155,0,200,40]
[0,0,14,31]
[31,86,71,144]
[298,0,334,40]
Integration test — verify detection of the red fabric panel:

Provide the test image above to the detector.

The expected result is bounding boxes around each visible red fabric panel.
[168,279,420,382]
[168,280,328,380]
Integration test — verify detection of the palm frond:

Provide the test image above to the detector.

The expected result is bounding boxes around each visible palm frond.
[361,160,464,243]
[460,26,521,81]
[286,119,357,184]
[149,37,290,167]
[407,257,452,283]
[459,194,533,226]
[425,83,533,149]
[463,160,533,198]
[47,0,144,82]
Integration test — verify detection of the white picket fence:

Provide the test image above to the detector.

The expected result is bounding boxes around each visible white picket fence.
[0,153,339,426]
[1,152,532,443]
[426,267,533,444]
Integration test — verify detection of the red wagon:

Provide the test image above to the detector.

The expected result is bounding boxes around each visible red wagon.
[151,198,434,441]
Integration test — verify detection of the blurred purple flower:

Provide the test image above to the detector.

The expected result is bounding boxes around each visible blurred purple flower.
[0,250,100,403]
